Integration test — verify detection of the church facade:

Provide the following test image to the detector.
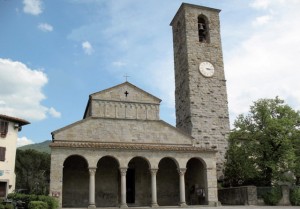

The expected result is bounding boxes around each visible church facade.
[50,3,229,209]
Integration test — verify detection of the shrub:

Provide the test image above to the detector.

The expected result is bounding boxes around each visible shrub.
[0,204,4,209]
[263,186,282,205]
[3,205,14,209]
[7,193,58,209]
[37,195,58,209]
[28,201,48,209]
[290,187,300,206]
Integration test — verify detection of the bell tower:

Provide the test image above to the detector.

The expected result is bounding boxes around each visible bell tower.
[170,3,230,178]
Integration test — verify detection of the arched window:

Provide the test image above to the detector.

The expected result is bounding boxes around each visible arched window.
[198,16,209,43]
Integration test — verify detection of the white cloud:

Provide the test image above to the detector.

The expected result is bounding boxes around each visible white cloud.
[250,0,271,9]
[38,23,53,32]
[252,15,272,26]
[48,107,61,118]
[0,58,61,121]
[82,41,94,55]
[226,1,300,126]
[23,0,43,15]
[17,136,34,147]
[112,61,127,67]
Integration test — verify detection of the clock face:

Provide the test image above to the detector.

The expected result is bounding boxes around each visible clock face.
[199,62,215,77]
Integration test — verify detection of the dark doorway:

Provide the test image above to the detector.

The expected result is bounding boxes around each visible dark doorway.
[96,156,120,207]
[0,182,7,197]
[185,158,207,205]
[127,157,151,206]
[157,157,179,206]
[126,168,135,203]
[62,155,89,208]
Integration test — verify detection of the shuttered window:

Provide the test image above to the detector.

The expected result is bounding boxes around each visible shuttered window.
[0,147,6,161]
[0,121,8,138]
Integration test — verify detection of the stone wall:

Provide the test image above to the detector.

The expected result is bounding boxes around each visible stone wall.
[218,186,257,205]
[91,100,159,120]
[50,147,218,208]
[171,3,230,179]
[52,118,193,145]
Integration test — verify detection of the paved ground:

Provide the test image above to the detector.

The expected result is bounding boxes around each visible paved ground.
[219,207,300,209]
[64,206,300,209]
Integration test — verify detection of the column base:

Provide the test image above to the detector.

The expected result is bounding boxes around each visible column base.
[208,201,219,206]
[88,204,96,209]
[179,202,187,207]
[151,203,159,207]
[120,203,128,208]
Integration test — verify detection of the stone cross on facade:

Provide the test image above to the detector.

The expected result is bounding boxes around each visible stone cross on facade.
[124,91,129,97]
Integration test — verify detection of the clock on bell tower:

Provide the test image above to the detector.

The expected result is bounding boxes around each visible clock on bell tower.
[170,3,230,179]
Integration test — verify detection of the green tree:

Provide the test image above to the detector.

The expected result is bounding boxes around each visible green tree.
[294,131,300,185]
[15,149,50,195]
[224,97,300,186]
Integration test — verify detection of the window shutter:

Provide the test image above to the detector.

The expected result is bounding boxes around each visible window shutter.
[0,121,8,138]
[0,147,6,161]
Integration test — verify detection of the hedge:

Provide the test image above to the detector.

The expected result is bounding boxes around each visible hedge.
[28,201,48,209]
[0,204,13,209]
[263,186,282,205]
[7,193,58,209]
[290,187,300,206]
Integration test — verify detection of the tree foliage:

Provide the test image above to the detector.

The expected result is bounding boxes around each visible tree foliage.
[224,97,300,186]
[15,149,50,195]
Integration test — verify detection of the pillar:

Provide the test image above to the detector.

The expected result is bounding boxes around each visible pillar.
[88,167,97,209]
[120,168,128,208]
[150,169,158,207]
[178,168,187,207]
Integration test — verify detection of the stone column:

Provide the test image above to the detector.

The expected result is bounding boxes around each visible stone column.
[150,169,158,207]
[88,167,97,209]
[178,168,187,207]
[120,168,128,208]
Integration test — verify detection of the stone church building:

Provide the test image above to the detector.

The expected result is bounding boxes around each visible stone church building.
[50,3,230,209]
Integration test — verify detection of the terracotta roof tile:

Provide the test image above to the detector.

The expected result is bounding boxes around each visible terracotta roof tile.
[50,141,216,152]
[0,114,30,125]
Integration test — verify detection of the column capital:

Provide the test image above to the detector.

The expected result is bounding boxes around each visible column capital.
[89,167,97,175]
[119,167,127,176]
[178,168,186,176]
[150,168,158,175]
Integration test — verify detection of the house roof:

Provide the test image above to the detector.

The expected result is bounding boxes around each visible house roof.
[50,141,216,153]
[0,114,30,126]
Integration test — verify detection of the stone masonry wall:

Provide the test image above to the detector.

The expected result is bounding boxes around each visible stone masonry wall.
[50,147,218,207]
[171,4,230,178]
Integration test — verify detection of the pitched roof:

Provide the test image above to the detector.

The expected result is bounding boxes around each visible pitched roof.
[50,141,216,153]
[90,82,161,102]
[84,81,161,118]
[51,117,194,146]
[0,114,30,126]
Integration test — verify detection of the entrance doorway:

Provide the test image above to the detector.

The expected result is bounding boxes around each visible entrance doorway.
[126,168,135,203]
[0,182,7,198]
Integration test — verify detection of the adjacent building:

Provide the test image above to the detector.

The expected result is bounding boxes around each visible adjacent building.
[0,114,29,198]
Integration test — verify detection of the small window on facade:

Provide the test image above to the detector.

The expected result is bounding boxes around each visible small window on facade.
[0,121,8,138]
[0,147,6,161]
[198,16,208,43]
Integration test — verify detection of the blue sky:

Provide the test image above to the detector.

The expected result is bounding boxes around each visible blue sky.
[1,0,300,146]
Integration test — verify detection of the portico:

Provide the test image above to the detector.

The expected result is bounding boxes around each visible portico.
[50,143,217,208]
